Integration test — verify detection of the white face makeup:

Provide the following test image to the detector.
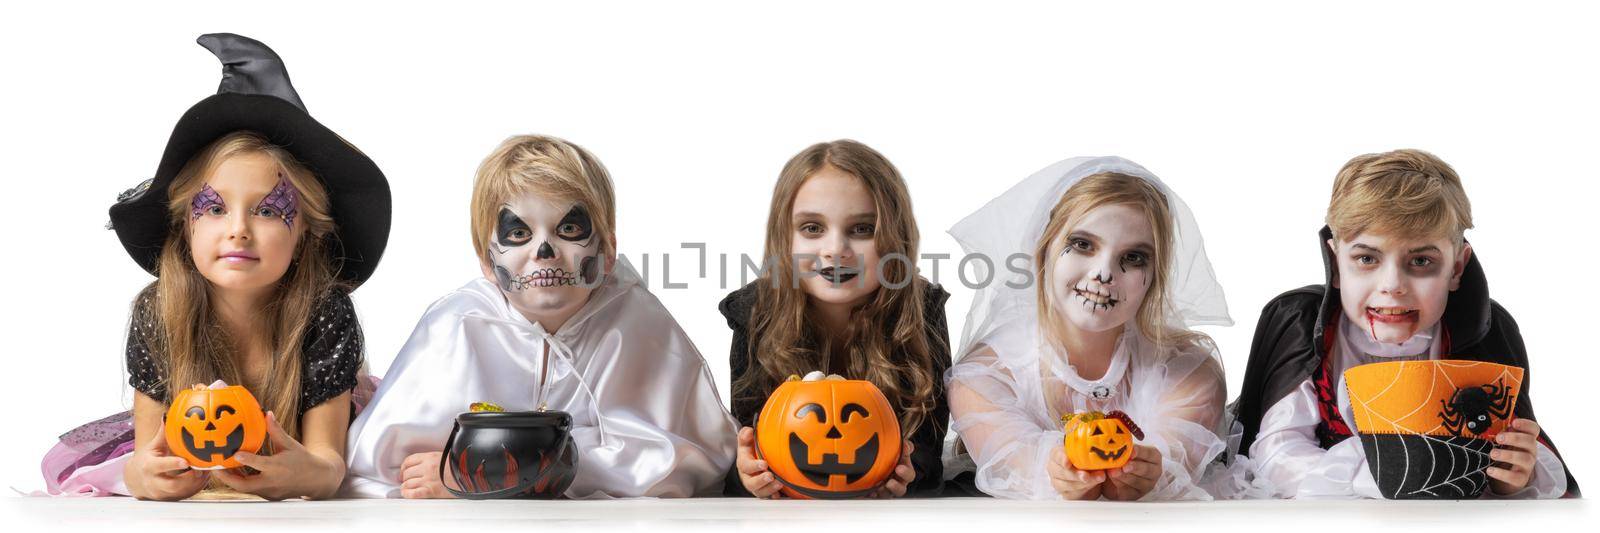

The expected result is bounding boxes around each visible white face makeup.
[1329,233,1472,345]
[482,193,605,328]
[187,152,303,294]
[1045,204,1155,334]
[790,167,882,309]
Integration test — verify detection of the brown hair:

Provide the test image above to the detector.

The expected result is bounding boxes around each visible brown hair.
[1326,149,1473,246]
[469,135,617,265]
[1034,172,1207,352]
[141,130,339,439]
[734,139,942,435]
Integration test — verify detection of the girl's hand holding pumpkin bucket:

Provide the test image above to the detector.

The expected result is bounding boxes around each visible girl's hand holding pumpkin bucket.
[213,411,343,500]
[1101,443,1161,501]
[868,441,915,499]
[1046,446,1105,500]
[126,428,211,501]
[736,426,785,498]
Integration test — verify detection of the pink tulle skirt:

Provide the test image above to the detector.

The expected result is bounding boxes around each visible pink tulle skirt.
[37,376,379,497]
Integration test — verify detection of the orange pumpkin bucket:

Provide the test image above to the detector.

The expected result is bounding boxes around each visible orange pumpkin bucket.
[1343,360,1524,499]
[163,384,268,470]
[1061,410,1143,470]
[755,374,902,499]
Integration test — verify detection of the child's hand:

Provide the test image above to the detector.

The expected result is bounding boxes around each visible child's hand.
[735,426,785,498]
[1047,447,1104,500]
[126,430,210,501]
[1101,443,1162,501]
[1488,418,1542,495]
[214,411,341,501]
[399,451,455,499]
[870,441,916,498]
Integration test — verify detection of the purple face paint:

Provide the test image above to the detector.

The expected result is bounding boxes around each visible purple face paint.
[190,183,225,221]
[256,173,301,229]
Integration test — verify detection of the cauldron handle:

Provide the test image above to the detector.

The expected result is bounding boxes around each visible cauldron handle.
[439,417,573,500]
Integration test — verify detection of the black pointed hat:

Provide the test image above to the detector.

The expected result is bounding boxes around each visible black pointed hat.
[108,33,391,287]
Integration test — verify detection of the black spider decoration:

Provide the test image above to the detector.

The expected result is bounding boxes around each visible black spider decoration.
[1438,378,1514,437]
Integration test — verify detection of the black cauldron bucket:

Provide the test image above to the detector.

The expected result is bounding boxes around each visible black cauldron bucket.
[439,410,577,499]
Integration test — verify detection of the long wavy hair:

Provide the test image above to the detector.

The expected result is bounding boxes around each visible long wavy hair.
[734,140,942,435]
[135,130,340,439]
[1034,172,1208,355]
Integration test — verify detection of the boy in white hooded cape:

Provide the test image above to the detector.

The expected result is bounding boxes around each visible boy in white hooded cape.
[344,135,737,499]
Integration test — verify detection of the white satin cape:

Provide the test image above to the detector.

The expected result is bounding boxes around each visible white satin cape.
[342,259,738,498]
[944,156,1257,501]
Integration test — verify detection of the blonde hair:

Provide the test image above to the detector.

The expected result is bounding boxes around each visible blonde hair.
[734,139,942,436]
[144,130,339,439]
[1326,149,1473,247]
[1034,172,1206,353]
[469,135,617,265]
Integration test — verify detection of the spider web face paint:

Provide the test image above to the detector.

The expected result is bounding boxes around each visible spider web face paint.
[191,184,225,221]
[256,174,300,229]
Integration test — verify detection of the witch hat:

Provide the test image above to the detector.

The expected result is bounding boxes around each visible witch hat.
[108,33,391,286]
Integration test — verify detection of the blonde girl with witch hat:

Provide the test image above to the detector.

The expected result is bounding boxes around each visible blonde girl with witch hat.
[40,34,390,500]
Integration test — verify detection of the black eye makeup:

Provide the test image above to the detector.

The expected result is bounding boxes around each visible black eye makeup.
[556,205,594,245]
[848,223,876,238]
[496,207,533,249]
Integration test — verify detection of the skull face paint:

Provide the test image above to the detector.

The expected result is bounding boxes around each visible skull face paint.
[1045,204,1154,334]
[486,194,605,327]
[1329,232,1471,345]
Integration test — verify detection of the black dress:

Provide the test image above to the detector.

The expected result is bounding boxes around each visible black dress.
[125,287,365,411]
[719,279,952,497]
[39,288,366,492]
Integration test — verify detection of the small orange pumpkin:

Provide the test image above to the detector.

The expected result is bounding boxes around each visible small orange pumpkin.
[163,384,267,469]
[1061,410,1142,470]
[755,374,902,499]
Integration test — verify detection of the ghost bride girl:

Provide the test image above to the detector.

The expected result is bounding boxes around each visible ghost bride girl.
[945,156,1240,501]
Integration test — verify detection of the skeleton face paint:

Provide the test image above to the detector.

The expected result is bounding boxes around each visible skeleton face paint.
[1046,204,1154,334]
[486,194,606,329]
[789,168,882,310]
[1330,233,1470,345]
[254,174,300,229]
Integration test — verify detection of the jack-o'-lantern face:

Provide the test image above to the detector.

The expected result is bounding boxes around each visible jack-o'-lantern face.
[756,377,902,499]
[163,385,267,470]
[1062,411,1143,470]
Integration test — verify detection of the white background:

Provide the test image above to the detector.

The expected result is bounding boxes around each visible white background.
[2,0,1595,526]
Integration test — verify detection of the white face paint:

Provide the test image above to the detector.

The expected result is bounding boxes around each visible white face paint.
[1044,204,1155,334]
[1329,232,1471,345]
[790,167,882,309]
[481,193,605,329]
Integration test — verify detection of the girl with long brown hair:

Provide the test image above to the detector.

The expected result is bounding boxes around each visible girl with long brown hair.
[722,139,951,498]
[40,34,390,500]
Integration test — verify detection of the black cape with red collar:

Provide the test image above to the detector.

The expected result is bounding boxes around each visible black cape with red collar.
[1231,226,1579,496]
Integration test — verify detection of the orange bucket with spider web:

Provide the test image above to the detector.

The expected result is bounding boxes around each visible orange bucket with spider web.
[1343,360,1523,499]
